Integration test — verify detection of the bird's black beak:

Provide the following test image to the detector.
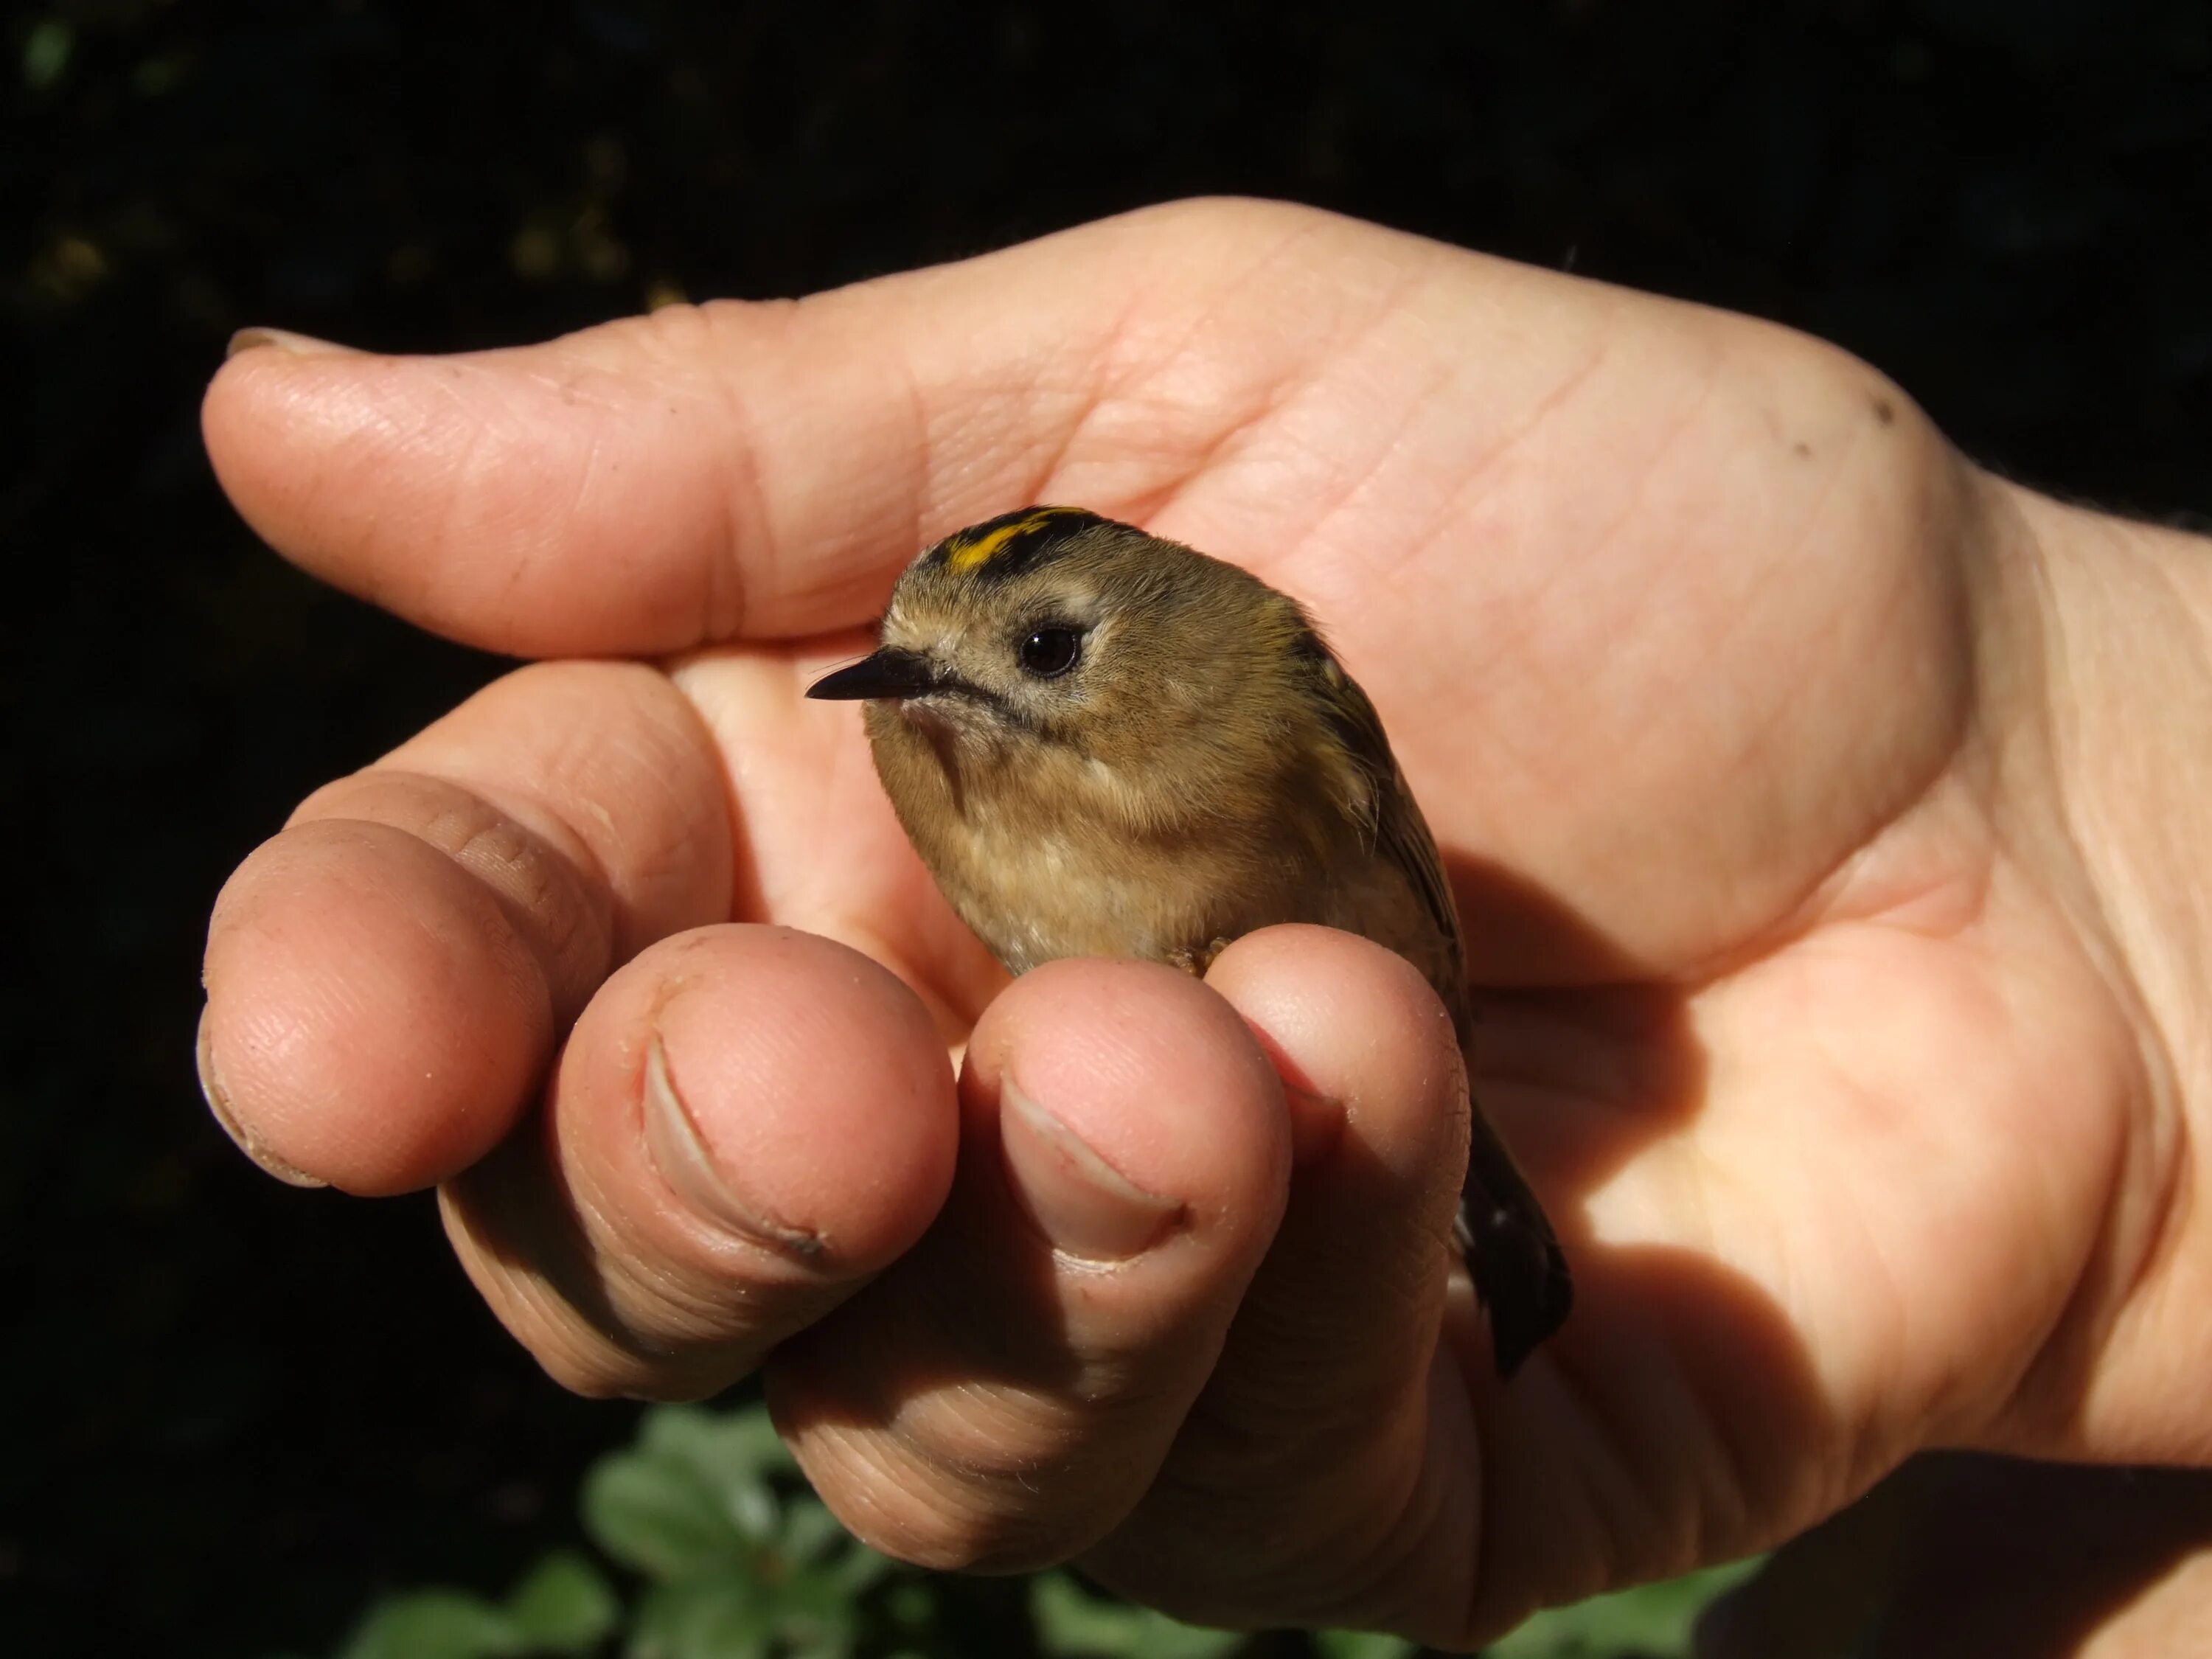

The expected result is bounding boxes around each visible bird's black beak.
[805,647,940,701]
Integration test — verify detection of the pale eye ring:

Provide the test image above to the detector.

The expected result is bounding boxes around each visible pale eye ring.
[1017,626,1082,678]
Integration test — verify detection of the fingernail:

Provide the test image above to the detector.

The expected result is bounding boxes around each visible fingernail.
[226,327,361,360]
[1000,1078,1183,1262]
[195,1007,328,1188]
[641,1034,827,1263]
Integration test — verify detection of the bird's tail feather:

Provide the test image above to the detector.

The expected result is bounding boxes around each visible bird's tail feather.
[1455,1105,1573,1378]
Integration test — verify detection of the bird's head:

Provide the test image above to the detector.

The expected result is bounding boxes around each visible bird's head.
[807,507,1316,790]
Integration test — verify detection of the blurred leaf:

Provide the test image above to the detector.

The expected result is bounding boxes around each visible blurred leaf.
[1312,1632,1419,1659]
[1487,1559,1762,1659]
[642,1402,794,1480]
[630,1577,772,1659]
[650,1405,796,1544]
[779,1495,860,1569]
[506,1548,622,1654]
[21,18,69,89]
[880,1579,940,1636]
[584,1402,821,1579]
[586,1402,898,1655]
[335,1588,524,1659]
[824,1536,897,1599]
[759,1569,864,1658]
[1031,1572,1242,1659]
[582,1444,749,1582]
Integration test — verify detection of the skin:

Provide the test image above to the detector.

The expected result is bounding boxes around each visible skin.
[198,200,2212,1649]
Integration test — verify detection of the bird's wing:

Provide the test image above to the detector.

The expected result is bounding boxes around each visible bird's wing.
[1301,639,1468,981]
[1299,637,1571,1374]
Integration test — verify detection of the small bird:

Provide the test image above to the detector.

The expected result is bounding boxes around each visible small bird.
[808,506,1571,1376]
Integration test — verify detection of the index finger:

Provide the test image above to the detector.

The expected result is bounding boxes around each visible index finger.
[198,658,734,1193]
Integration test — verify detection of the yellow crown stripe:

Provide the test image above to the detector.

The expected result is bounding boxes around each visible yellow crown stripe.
[945,507,1080,574]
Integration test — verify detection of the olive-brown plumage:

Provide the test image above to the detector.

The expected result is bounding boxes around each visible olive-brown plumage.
[808,506,1571,1375]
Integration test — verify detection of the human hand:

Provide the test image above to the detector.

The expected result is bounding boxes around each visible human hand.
[198,198,2212,1645]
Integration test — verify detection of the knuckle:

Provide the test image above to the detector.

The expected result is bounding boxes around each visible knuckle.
[481,1265,756,1405]
[441,1158,767,1404]
[801,1447,1081,1575]
[293,766,613,1016]
[777,1385,1152,1576]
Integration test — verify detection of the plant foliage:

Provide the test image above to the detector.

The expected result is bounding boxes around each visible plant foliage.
[302,1400,1755,1659]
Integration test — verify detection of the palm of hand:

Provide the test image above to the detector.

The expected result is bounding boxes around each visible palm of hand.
[203,201,2140,1640]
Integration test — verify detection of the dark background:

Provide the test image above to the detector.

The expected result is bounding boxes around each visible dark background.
[7,2,2209,1655]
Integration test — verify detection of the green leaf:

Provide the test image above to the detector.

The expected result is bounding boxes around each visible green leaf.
[641,1405,796,1495]
[776,1495,860,1568]
[1030,1573,1243,1659]
[22,19,71,90]
[1486,1558,1762,1659]
[1312,1632,1419,1659]
[505,1548,622,1654]
[823,1537,897,1599]
[584,1444,749,1582]
[629,1577,772,1659]
[881,1579,941,1635]
[757,1565,863,1654]
[591,1404,796,1563]
[335,1588,524,1659]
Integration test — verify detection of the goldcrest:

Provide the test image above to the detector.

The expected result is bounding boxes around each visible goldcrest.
[808,507,1571,1376]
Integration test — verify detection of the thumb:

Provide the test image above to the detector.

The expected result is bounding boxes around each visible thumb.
[198,198,1354,658]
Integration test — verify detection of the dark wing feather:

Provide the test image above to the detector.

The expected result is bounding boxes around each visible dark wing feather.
[1302,641,1468,997]
[1301,636,1573,1376]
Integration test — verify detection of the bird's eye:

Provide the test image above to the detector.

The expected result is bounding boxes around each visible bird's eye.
[1017,626,1082,678]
